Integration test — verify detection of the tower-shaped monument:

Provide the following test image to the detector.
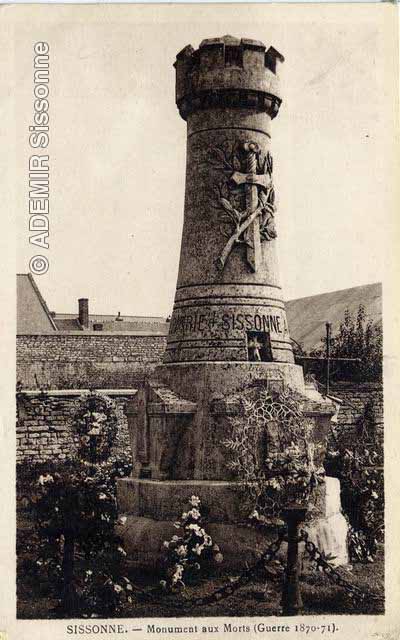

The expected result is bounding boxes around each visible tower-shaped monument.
[118,37,342,568]
[165,36,292,368]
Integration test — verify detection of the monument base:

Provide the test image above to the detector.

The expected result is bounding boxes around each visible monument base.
[118,360,347,570]
[117,477,286,569]
[116,515,280,571]
[156,360,305,402]
[116,476,348,570]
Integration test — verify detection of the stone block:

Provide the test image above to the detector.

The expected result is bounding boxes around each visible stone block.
[117,478,249,523]
[117,515,280,571]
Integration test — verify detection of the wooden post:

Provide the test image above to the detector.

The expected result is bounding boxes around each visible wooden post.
[325,322,331,396]
[61,530,76,614]
[281,506,307,616]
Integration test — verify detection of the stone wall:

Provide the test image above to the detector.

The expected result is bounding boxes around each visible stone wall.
[15,382,383,466]
[17,333,167,389]
[16,390,134,464]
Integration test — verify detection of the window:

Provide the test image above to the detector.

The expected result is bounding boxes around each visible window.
[225,46,243,67]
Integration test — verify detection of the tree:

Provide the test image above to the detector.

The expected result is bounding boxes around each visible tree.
[310,305,382,382]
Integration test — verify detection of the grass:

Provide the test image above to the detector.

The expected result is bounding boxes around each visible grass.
[17,510,384,619]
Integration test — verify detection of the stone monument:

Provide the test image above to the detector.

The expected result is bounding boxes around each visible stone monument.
[118,36,346,568]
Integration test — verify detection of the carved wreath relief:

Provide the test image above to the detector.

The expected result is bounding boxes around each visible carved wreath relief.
[208,141,277,272]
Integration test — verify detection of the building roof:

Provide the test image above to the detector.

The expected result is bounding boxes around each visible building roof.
[17,274,169,335]
[17,274,57,333]
[286,282,382,353]
[52,313,168,334]
[17,274,382,345]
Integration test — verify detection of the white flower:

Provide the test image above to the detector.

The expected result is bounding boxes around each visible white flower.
[172,535,179,542]
[176,545,187,558]
[114,584,123,593]
[163,541,170,549]
[189,495,201,507]
[88,427,100,435]
[188,508,201,520]
[117,546,127,556]
[181,512,188,520]
[193,543,204,556]
[371,491,379,499]
[38,473,54,486]
[86,570,93,576]
[172,564,184,583]
[159,580,167,589]
[187,523,201,533]
[119,516,127,525]
[98,493,107,500]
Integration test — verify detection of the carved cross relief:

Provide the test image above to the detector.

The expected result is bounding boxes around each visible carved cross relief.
[208,140,277,272]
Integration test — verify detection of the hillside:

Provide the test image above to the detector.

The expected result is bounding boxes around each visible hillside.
[286,282,382,353]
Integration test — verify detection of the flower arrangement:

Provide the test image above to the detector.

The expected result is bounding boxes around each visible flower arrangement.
[73,392,119,463]
[161,496,223,591]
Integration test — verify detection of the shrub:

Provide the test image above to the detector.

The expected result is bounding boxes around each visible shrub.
[326,441,383,562]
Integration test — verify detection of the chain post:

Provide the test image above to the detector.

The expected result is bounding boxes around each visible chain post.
[281,506,307,616]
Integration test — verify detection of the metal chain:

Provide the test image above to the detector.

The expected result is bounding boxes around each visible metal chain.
[132,527,382,611]
[134,529,285,609]
[299,529,384,607]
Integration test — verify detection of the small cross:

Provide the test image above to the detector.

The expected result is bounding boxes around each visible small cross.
[296,322,361,395]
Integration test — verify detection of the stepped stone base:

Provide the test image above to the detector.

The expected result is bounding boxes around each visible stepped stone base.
[116,515,281,571]
[116,477,347,571]
[117,479,250,523]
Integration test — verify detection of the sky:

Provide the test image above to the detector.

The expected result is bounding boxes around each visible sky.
[14,4,396,317]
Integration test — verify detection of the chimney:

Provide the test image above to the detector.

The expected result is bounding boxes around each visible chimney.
[78,298,89,329]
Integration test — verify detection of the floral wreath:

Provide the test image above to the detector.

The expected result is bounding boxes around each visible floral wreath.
[224,388,326,519]
[73,392,119,463]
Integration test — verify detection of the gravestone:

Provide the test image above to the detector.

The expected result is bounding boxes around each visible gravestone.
[117,36,345,568]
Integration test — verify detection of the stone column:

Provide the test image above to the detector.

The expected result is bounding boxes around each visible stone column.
[163,36,293,368]
[154,36,305,481]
